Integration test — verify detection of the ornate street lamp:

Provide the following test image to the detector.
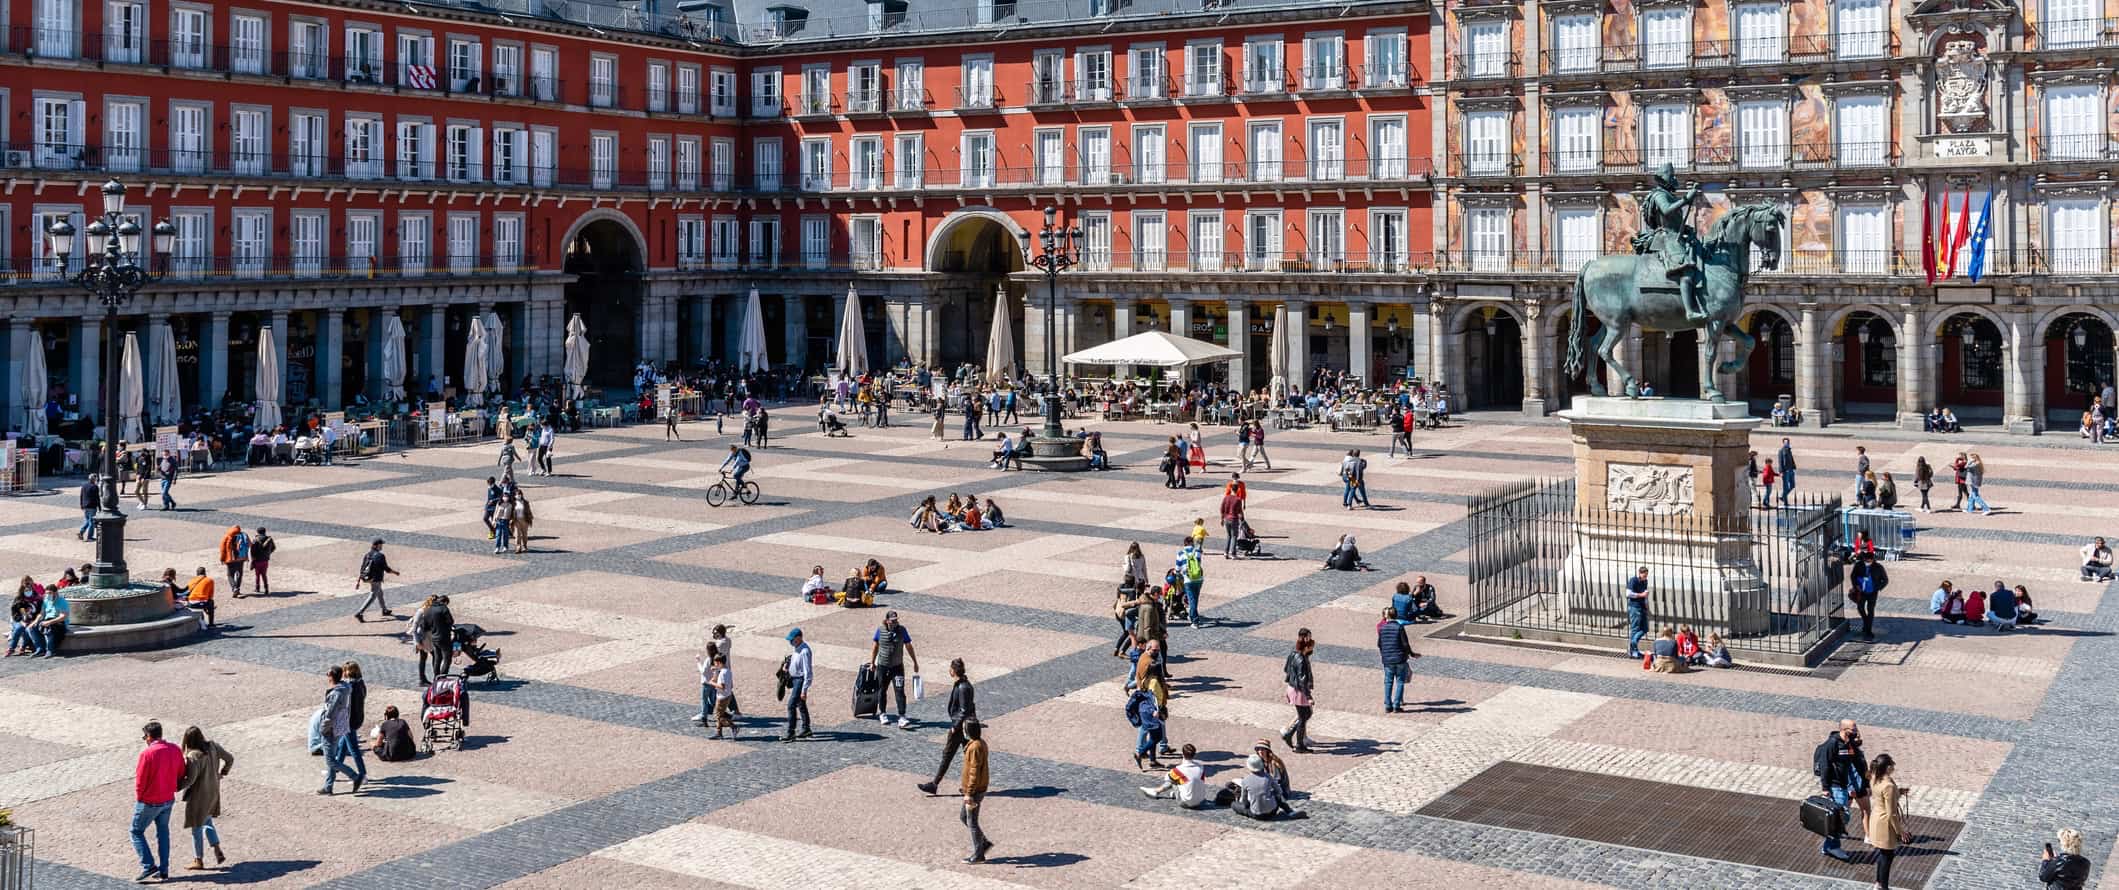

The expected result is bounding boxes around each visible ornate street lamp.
[47,179,173,589]
[1028,206,1081,444]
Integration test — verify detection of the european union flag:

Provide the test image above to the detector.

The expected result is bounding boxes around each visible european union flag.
[1966,192,1994,283]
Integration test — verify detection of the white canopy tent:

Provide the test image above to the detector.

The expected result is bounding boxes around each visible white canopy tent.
[1061,330,1241,369]
[483,310,506,395]
[1267,304,1292,400]
[463,320,489,407]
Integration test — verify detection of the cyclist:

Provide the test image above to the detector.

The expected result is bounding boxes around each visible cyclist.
[720,443,753,490]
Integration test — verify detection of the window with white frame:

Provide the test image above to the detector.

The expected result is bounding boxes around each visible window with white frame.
[1642,102,1690,168]
[1552,15,1597,73]
[1465,21,1506,78]
[232,14,267,75]
[591,133,616,188]
[748,217,780,267]
[1134,210,1167,270]
[494,214,522,271]
[170,209,209,275]
[1247,121,1283,182]
[590,55,617,106]
[1642,7,1691,68]
[1243,37,1283,92]
[530,47,558,100]
[1468,207,1510,271]
[851,136,884,189]
[712,217,740,268]
[34,98,82,169]
[1835,202,1887,273]
[31,208,83,278]
[446,123,484,182]
[1555,207,1599,270]
[680,65,703,114]
[233,210,269,276]
[895,133,923,188]
[398,213,430,274]
[1738,99,1786,167]
[169,103,206,174]
[896,60,926,110]
[677,137,701,190]
[1081,127,1112,184]
[172,8,208,68]
[1370,115,1408,179]
[1078,48,1114,101]
[2042,84,2101,160]
[962,131,994,187]
[1031,51,1065,104]
[2046,0,2098,48]
[1736,3,1785,63]
[1371,208,1408,270]
[751,67,781,116]
[1034,129,1065,185]
[106,99,144,173]
[849,62,882,112]
[1081,211,1112,269]
[1365,29,1407,86]
[1835,94,1887,165]
[290,112,325,176]
[648,137,670,190]
[531,129,554,186]
[850,216,883,269]
[292,211,325,275]
[754,138,782,190]
[1186,41,1223,96]
[397,119,433,178]
[493,127,526,184]
[1134,124,1165,183]
[1834,0,1884,58]
[801,137,832,190]
[345,26,382,82]
[232,109,267,175]
[648,62,670,112]
[961,56,994,107]
[104,2,143,63]
[1307,209,1344,266]
[396,31,434,86]
[1189,122,1223,182]
[801,66,830,114]
[446,38,479,91]
[1130,44,1166,98]
[711,68,737,116]
[346,212,379,273]
[801,216,830,268]
[491,43,520,95]
[346,116,383,179]
[1308,118,1345,180]
[1552,106,1599,172]
[712,138,733,190]
[1190,210,1224,271]
[1303,34,1344,90]
[2049,197,2105,273]
[677,217,705,267]
[448,213,477,272]
[290,20,325,77]
[1466,109,1509,174]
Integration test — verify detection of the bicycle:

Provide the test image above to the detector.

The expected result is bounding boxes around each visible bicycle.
[706,470,759,507]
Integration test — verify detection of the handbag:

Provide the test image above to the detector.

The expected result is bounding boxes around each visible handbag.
[911,674,925,702]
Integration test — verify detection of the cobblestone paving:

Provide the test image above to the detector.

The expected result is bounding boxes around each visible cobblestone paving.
[3,415,2113,889]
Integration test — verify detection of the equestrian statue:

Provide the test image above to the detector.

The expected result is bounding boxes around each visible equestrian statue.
[1564,164,1786,402]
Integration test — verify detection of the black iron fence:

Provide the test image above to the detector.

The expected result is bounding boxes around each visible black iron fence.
[1466,479,1845,658]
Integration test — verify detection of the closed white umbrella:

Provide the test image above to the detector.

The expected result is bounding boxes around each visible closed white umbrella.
[462,319,488,408]
[380,314,408,402]
[21,331,46,436]
[563,313,590,400]
[1267,304,1290,401]
[985,286,1016,385]
[119,332,145,442]
[254,325,283,431]
[484,311,506,396]
[835,283,869,378]
[152,324,182,424]
[736,287,771,373]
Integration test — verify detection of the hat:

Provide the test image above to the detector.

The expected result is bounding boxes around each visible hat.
[884,610,899,622]
[1246,754,1266,773]
[1253,738,1273,752]
[785,627,803,642]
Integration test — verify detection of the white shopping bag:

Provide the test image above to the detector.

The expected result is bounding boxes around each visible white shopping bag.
[910,674,925,702]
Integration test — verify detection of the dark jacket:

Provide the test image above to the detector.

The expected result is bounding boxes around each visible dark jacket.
[2040,853,2091,890]
[1126,688,1163,731]
[1813,732,1868,791]
[415,604,455,646]
[1377,620,1411,666]
[1283,649,1313,692]
[946,678,978,724]
[79,480,99,510]
[1778,444,1797,473]
[358,550,393,581]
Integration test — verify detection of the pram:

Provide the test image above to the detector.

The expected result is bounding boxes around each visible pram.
[1162,582,1190,622]
[420,674,470,754]
[1234,519,1265,557]
[451,623,503,683]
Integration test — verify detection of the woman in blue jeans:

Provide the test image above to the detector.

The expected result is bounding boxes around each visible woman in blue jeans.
[1127,685,1167,771]
[1964,453,1992,515]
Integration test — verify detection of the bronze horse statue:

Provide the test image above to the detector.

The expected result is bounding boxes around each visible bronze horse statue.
[1564,203,1786,402]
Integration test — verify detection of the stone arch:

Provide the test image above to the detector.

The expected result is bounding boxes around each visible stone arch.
[1739,303,1799,333]
[560,208,647,273]
[2031,303,2119,337]
[924,208,1028,273]
[1926,304,2009,338]
[1824,303,1905,338]
[1444,298,1528,335]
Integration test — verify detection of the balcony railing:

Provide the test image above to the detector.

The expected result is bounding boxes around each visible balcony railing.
[1446,51,1521,81]
[1541,31,1899,76]
[843,88,883,114]
[890,87,932,112]
[2029,16,2119,51]
[1358,63,1414,90]
[1179,72,1233,100]
[4,250,536,286]
[1237,66,1291,96]
[954,87,1003,111]
[1112,250,1439,274]
[1450,151,1524,178]
[1540,141,1896,175]
[793,91,835,116]
[2033,134,2119,162]
[1122,74,1177,102]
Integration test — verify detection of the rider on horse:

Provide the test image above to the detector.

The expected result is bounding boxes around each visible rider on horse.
[1630,163,1707,323]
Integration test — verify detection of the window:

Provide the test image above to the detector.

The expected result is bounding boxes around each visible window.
[1082,212,1112,269]
[648,62,670,112]
[1556,207,1598,270]
[1246,121,1282,182]
[395,120,430,180]
[1553,106,1599,172]
[1643,102,1690,168]
[1372,209,1408,270]
[751,68,781,116]
[1081,127,1112,184]
[962,132,994,187]
[448,213,477,273]
[37,0,77,58]
[345,26,382,82]
[447,38,479,92]
[34,98,81,169]
[1738,100,1786,167]
[2050,198,2105,273]
[1552,15,1597,73]
[801,66,830,114]
[849,62,882,112]
[347,117,384,179]
[231,15,266,75]
[446,124,484,182]
[850,217,883,269]
[493,128,526,184]
[801,137,833,190]
[531,47,558,100]
[233,211,268,276]
[347,213,379,272]
[1134,210,1167,270]
[1078,49,1113,101]
[961,56,995,107]
[1243,38,1283,92]
[290,112,325,176]
[1309,119,1345,181]
[1365,30,1407,86]
[976,0,1014,25]
[31,208,83,278]
[1035,129,1065,185]
[2043,85,2101,160]
[102,2,141,63]
[1465,22,1506,78]
[1835,203,1887,273]
[1130,45,1166,98]
[591,133,615,189]
[851,136,884,189]
[896,60,925,110]
[1736,3,1785,63]
[748,218,780,267]
[290,20,324,77]
[171,210,209,275]
[802,216,830,268]
[1032,51,1066,104]
[1135,124,1166,184]
[106,100,144,172]
[1370,116,1408,179]
[1469,207,1510,271]
[1466,109,1509,174]
[590,55,617,107]
[232,109,267,175]
[1308,209,1344,266]
[677,138,701,190]
[171,8,207,69]
[754,138,782,190]
[648,137,670,190]
[1642,7,1691,68]
[713,218,741,268]
[712,139,733,190]
[1303,34,1344,90]
[895,133,923,188]
[494,214,522,271]
[291,211,325,276]
[711,68,737,116]
[677,217,705,267]
[396,32,433,87]
[1835,95,1887,165]
[492,44,520,95]
[1186,42,1223,96]
[399,213,430,274]
[531,130,555,186]
[1834,0,1884,59]
[1190,211,1224,270]
[2047,0,2099,48]
[1189,122,1224,183]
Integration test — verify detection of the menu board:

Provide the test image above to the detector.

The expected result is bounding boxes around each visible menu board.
[155,426,181,455]
[0,441,13,472]
[425,402,449,440]
[657,383,673,420]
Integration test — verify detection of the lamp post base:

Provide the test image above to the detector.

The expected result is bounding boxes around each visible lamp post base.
[89,510,131,589]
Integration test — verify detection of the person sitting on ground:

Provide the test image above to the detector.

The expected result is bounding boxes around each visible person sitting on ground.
[1675,624,1704,666]
[1926,406,1946,434]
[1931,580,1965,623]
[1407,577,1444,620]
[1964,586,1988,626]
[981,498,1007,528]
[2013,585,2039,626]
[1252,740,1293,803]
[944,493,965,519]
[800,565,833,601]
[991,431,1020,470]
[370,705,418,761]
[1702,632,1734,668]
[1220,754,1290,820]
[910,496,946,534]
[1649,625,1686,673]
[962,499,985,531]
[1988,580,2019,632]
[2082,537,2114,582]
[1140,743,1210,808]
[852,559,888,596]
[1878,472,1899,511]
[1940,406,1961,433]
[1322,534,1367,572]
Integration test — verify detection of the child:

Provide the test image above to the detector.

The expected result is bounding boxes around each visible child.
[1964,587,1988,626]
[1758,462,1777,509]
[1702,633,1734,668]
[708,654,737,739]
[1190,518,1209,549]
[1675,625,1703,666]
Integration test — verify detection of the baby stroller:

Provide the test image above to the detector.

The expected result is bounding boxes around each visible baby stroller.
[452,623,503,683]
[1234,519,1265,557]
[420,674,470,754]
[1161,582,1190,622]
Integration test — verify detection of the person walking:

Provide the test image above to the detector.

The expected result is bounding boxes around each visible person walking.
[1965,452,1992,515]
[1377,608,1422,712]
[1126,682,1168,771]
[665,403,681,440]
[133,451,152,509]
[492,490,517,556]
[1913,456,1934,513]
[158,452,179,511]
[249,527,277,597]
[1853,446,1871,493]
[353,539,399,622]
[318,665,365,795]
[705,652,737,739]
[130,721,185,882]
[779,628,813,741]
[482,476,503,540]
[175,725,234,871]
[78,475,100,541]
[536,423,555,475]
[1776,438,1797,505]
[959,720,994,864]
[1626,565,1652,659]
[1251,420,1272,470]
[218,526,250,598]
[1280,628,1316,753]
[1220,484,1247,560]
[1865,753,1910,890]
[1849,553,1885,640]
[869,611,920,729]
[497,435,521,479]
[1950,452,1969,511]
[413,595,455,685]
[1339,450,1369,510]
[917,659,977,794]
[693,626,732,726]
[1814,719,1869,862]
[2040,829,2092,890]
[1176,537,1207,626]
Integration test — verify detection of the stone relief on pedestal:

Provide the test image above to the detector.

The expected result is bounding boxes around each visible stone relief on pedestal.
[1606,462,1696,514]
[1935,39,1989,133]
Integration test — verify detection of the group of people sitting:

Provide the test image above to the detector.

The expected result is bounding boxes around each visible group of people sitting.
[1929,579,2041,630]
[244,426,339,466]
[1643,624,1734,673]
[7,571,77,657]
[1924,406,1965,434]
[1138,738,1303,820]
[1321,535,1371,572]
[2080,398,2119,443]
[909,493,1008,534]
[2083,537,2114,582]
[802,559,890,607]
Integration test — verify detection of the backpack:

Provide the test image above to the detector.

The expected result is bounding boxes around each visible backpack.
[1183,553,1204,582]
[359,550,384,581]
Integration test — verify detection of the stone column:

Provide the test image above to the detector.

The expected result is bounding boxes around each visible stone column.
[144,314,172,423]
[73,317,102,418]
[424,304,448,394]
[268,309,291,408]
[690,295,712,363]
[1794,305,1830,427]
[1896,306,1926,429]
[1223,298,1247,391]
[1347,300,1372,386]
[1111,297,1137,381]
[4,318,28,431]
[1283,299,1308,389]
[203,312,230,409]
[1167,296,1191,383]
[320,308,345,409]
[1423,299,1448,391]
[781,294,807,370]
[1521,302,1549,415]
[366,309,390,402]
[2006,309,2043,434]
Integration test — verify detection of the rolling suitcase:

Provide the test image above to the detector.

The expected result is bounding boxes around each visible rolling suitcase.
[851,664,882,719]
[1799,795,1844,838]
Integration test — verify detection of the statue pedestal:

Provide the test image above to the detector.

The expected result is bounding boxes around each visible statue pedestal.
[1557,397,1770,636]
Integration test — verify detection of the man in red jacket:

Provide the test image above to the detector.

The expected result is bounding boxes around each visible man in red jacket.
[1220,487,1248,560]
[131,721,184,881]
